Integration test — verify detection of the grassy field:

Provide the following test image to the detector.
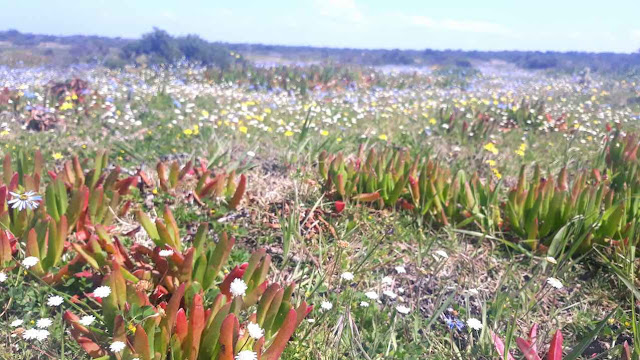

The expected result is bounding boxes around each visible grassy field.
[1,62,640,359]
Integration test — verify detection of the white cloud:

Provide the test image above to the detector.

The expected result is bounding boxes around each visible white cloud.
[315,0,364,24]
[410,16,509,35]
[632,29,640,40]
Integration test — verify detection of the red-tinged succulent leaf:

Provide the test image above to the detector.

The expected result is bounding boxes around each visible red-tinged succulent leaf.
[0,186,6,215]
[111,260,127,308]
[63,311,92,335]
[185,293,205,360]
[3,154,12,184]
[116,176,138,196]
[220,263,248,299]
[178,160,192,181]
[72,156,86,188]
[113,315,127,343]
[25,229,45,275]
[198,176,220,198]
[69,330,107,358]
[219,314,240,360]
[8,172,18,191]
[162,283,186,340]
[257,284,281,326]
[163,205,180,250]
[516,338,542,360]
[262,309,299,360]
[528,323,538,353]
[203,232,235,289]
[175,308,188,342]
[138,169,154,187]
[547,330,563,360]
[134,325,152,360]
[352,192,381,202]
[228,174,246,210]
[0,230,11,264]
[254,337,265,360]
[157,162,169,192]
[156,220,176,249]
[295,301,313,327]
[623,341,632,360]
[136,210,160,242]
[178,248,195,283]
[490,330,516,360]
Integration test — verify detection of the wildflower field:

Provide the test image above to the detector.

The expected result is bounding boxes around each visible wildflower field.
[1,60,640,360]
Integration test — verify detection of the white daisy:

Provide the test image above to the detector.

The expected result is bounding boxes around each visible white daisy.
[10,319,23,327]
[47,295,64,307]
[35,329,49,341]
[93,286,112,298]
[246,322,264,340]
[235,350,258,360]
[546,277,564,289]
[159,249,174,257]
[78,315,96,326]
[229,278,248,297]
[8,191,42,211]
[383,290,397,299]
[395,266,406,274]
[36,318,52,329]
[360,301,370,307]
[109,340,126,353]
[381,276,393,285]
[22,256,39,269]
[247,151,256,157]
[0,272,6,282]
[467,318,483,330]
[341,272,354,281]
[23,328,40,340]
[321,301,333,311]
[365,291,379,300]
[396,305,411,315]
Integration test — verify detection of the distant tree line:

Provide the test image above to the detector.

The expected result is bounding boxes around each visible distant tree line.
[1,28,640,73]
[229,44,640,73]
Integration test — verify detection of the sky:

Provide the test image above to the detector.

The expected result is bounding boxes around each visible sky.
[2,0,640,53]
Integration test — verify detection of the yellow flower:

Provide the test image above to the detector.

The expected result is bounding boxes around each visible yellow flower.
[52,152,63,160]
[71,93,78,100]
[128,323,136,333]
[485,159,496,167]
[336,137,342,143]
[239,126,248,134]
[284,130,294,137]
[378,134,388,141]
[491,168,502,179]
[201,110,209,117]
[320,130,329,136]
[0,130,9,136]
[59,102,73,111]
[183,129,193,136]
[429,118,437,125]
[152,188,158,195]
[81,144,87,149]
[193,125,199,135]
[483,143,499,155]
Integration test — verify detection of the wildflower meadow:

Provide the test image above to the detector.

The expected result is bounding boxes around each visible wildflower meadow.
[1,28,640,360]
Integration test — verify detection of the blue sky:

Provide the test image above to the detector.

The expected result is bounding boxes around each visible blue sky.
[2,0,640,52]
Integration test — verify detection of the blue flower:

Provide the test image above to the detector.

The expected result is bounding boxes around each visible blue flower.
[444,316,465,331]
